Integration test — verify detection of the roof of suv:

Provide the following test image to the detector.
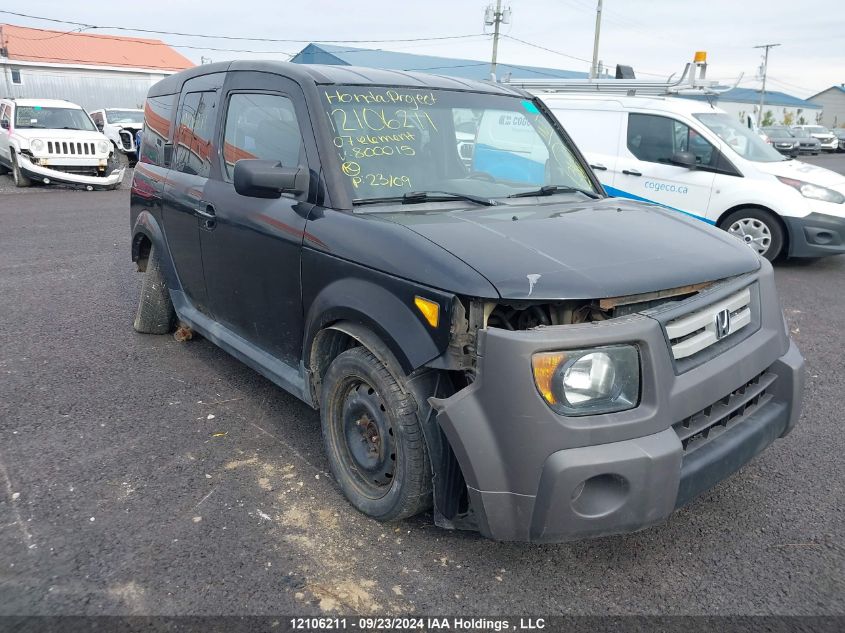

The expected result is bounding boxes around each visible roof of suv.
[3,98,84,109]
[149,60,528,98]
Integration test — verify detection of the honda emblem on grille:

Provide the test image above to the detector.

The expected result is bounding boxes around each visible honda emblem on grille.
[714,308,731,339]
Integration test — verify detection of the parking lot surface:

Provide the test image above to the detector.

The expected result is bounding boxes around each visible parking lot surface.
[0,155,843,616]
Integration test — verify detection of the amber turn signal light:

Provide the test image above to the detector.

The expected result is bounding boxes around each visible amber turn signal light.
[414,296,440,328]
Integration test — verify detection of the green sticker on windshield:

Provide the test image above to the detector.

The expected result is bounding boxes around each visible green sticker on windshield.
[521,100,539,114]
[34,106,42,111]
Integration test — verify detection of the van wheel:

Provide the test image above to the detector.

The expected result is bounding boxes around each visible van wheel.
[11,155,31,188]
[719,208,784,261]
[133,244,175,334]
[320,346,432,522]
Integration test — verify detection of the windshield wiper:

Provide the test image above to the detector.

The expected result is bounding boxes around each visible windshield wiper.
[508,185,601,199]
[354,191,497,207]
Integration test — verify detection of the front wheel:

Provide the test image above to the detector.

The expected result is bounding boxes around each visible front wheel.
[11,154,31,188]
[719,208,785,261]
[320,346,432,522]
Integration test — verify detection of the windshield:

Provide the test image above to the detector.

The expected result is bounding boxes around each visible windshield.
[106,109,143,124]
[319,86,595,203]
[802,126,829,134]
[763,127,789,135]
[695,113,786,162]
[14,106,96,131]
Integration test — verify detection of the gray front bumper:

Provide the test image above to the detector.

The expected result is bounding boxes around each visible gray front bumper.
[433,263,805,542]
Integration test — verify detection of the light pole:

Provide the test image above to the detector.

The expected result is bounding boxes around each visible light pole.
[754,43,780,127]
[590,0,603,79]
[485,1,511,80]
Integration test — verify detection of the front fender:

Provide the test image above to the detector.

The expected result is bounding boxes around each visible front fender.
[302,250,455,375]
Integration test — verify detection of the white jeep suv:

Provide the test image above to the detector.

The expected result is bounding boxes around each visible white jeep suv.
[89,108,144,167]
[0,98,124,189]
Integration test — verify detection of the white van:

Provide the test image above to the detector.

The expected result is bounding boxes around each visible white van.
[539,94,845,260]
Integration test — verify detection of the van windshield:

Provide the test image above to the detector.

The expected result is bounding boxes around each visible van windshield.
[15,106,96,131]
[695,113,786,162]
[319,86,596,203]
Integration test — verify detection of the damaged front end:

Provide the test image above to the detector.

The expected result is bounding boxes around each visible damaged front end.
[16,152,124,189]
[423,266,803,541]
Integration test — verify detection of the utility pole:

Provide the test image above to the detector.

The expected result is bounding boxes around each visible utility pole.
[485,1,510,80]
[754,43,780,126]
[590,0,603,79]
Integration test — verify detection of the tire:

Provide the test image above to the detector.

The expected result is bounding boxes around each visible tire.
[133,244,175,334]
[11,154,31,188]
[111,144,130,169]
[320,346,432,522]
[719,208,785,261]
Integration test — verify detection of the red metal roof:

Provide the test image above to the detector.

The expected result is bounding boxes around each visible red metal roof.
[0,23,194,71]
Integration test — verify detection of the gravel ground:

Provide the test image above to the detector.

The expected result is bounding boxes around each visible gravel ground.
[0,158,843,617]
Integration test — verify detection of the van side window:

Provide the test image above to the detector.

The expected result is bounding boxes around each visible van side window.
[0,104,10,128]
[174,91,218,177]
[140,94,175,166]
[627,113,715,167]
[222,93,304,180]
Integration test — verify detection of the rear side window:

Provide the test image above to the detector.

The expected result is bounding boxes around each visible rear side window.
[627,113,715,167]
[222,93,304,179]
[140,94,175,166]
[174,91,218,177]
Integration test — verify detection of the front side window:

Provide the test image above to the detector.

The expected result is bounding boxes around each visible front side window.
[222,93,304,180]
[696,113,785,162]
[174,91,218,177]
[14,106,96,131]
[319,86,594,202]
[626,113,716,166]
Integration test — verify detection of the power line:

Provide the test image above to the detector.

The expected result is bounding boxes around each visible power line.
[0,10,485,44]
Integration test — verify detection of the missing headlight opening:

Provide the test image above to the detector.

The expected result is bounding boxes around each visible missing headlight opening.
[480,280,715,331]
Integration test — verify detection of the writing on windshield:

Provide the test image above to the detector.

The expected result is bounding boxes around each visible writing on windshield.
[321,86,593,202]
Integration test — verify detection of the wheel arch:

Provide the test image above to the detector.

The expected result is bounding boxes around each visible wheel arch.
[131,210,182,292]
[308,318,470,530]
[716,204,790,254]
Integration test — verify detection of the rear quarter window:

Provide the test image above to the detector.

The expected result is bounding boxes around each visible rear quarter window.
[140,94,176,166]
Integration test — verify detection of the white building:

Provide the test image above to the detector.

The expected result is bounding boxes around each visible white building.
[807,85,845,128]
[0,23,193,110]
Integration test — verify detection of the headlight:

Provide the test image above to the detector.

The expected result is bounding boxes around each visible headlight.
[532,345,640,416]
[776,176,845,204]
[97,140,110,154]
[30,139,45,152]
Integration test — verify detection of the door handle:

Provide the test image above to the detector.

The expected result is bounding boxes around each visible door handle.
[590,163,608,171]
[195,202,216,219]
[622,169,642,176]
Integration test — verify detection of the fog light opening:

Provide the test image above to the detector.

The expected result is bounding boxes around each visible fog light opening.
[570,473,630,518]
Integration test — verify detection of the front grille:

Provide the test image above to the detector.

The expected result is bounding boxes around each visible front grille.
[665,287,752,360]
[673,371,776,454]
[46,141,96,156]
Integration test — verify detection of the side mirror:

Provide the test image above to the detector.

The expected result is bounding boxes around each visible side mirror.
[233,160,308,199]
[95,120,104,132]
[0,119,8,130]
[670,150,697,169]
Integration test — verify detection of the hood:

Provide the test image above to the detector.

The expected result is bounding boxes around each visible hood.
[377,198,761,300]
[13,128,107,142]
[756,159,845,189]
